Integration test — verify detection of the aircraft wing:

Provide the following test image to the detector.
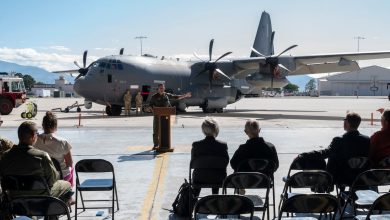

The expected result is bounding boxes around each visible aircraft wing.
[232,51,390,77]
[52,69,79,74]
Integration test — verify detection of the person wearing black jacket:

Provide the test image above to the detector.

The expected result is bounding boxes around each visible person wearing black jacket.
[298,112,370,187]
[230,120,279,175]
[191,117,229,197]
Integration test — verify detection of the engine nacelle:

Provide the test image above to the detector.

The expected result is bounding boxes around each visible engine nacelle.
[84,100,92,109]
[205,97,228,109]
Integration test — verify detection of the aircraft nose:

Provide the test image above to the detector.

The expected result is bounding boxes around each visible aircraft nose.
[73,78,85,97]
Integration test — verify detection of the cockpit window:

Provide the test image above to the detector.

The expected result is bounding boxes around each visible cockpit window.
[118,64,123,70]
[93,62,99,68]
[99,62,106,68]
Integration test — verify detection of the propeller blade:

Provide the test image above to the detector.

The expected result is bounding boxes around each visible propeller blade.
[270,76,274,89]
[120,48,124,55]
[214,51,232,62]
[74,61,81,69]
[276,45,297,57]
[209,39,214,61]
[251,47,265,57]
[75,74,82,80]
[193,52,206,62]
[82,50,88,68]
[278,64,291,72]
[270,31,275,55]
[208,70,213,91]
[215,68,231,81]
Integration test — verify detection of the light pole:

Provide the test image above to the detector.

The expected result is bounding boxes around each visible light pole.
[135,36,147,55]
[354,36,365,98]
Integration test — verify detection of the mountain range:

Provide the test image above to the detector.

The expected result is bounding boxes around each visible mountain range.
[0,60,74,84]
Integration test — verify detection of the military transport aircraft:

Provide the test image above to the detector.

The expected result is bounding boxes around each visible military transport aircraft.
[55,11,390,116]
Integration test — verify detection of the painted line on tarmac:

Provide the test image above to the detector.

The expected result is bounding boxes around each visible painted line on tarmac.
[138,153,169,220]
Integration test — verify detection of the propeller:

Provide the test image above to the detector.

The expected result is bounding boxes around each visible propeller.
[194,39,232,91]
[251,44,297,88]
[74,50,90,80]
[119,48,124,55]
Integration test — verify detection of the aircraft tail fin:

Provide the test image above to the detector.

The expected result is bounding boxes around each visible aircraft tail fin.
[251,11,274,57]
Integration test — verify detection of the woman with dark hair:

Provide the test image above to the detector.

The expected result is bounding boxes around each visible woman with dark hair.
[34,111,74,186]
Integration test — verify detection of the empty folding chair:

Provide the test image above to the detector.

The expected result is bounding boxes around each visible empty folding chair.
[279,170,334,215]
[340,169,390,218]
[223,172,271,220]
[10,195,71,220]
[237,159,277,218]
[278,194,339,220]
[354,192,390,220]
[75,159,119,220]
[194,195,254,220]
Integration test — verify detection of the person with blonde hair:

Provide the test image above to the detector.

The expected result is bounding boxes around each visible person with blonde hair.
[34,111,74,186]
[191,117,229,196]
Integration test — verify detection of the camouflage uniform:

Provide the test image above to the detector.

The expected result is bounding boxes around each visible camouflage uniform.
[123,91,132,116]
[150,92,179,147]
[135,92,143,114]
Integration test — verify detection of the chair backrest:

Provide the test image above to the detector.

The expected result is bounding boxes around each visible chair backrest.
[1,175,51,197]
[50,157,63,180]
[278,194,339,220]
[194,195,254,220]
[10,195,71,220]
[286,170,333,192]
[237,159,276,177]
[351,169,390,189]
[287,156,326,177]
[190,156,228,170]
[366,193,390,218]
[222,172,271,191]
[378,156,390,168]
[75,159,114,173]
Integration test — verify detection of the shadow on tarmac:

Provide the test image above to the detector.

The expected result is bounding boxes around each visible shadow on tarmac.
[117,150,156,162]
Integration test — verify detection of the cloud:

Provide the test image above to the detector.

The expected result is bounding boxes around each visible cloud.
[49,45,71,52]
[0,47,98,71]
[94,47,118,52]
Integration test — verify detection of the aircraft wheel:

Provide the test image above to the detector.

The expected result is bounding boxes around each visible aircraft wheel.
[216,108,223,113]
[105,106,112,116]
[26,112,33,119]
[77,107,81,112]
[21,112,26,118]
[202,107,215,113]
[111,105,122,116]
[64,107,69,113]
[0,98,13,115]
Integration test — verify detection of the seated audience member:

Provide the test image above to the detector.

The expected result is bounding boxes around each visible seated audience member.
[34,111,74,186]
[0,121,72,201]
[0,137,14,159]
[298,112,369,187]
[230,119,279,175]
[369,109,390,167]
[191,117,229,197]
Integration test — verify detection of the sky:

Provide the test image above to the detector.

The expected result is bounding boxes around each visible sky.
[1,0,390,72]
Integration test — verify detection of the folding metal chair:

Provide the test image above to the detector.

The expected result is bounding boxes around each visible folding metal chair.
[355,192,390,220]
[75,159,119,220]
[1,175,51,199]
[237,158,277,218]
[222,172,271,220]
[278,170,334,216]
[278,194,339,220]
[194,194,254,220]
[189,156,229,217]
[340,169,390,218]
[283,156,326,183]
[10,195,71,220]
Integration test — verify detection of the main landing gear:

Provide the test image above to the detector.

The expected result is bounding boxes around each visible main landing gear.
[105,105,122,116]
[202,107,223,113]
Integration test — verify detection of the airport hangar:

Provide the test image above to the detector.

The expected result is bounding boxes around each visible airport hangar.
[318,65,390,96]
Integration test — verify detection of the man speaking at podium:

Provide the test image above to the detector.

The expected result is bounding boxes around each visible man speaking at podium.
[150,83,191,150]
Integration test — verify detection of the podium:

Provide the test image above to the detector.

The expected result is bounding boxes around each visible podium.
[153,107,176,153]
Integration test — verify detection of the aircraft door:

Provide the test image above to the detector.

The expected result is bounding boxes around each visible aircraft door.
[104,62,121,104]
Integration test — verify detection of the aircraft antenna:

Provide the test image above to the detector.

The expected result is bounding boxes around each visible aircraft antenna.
[135,36,147,55]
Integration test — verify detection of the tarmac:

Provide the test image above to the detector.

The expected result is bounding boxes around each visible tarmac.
[0,96,389,220]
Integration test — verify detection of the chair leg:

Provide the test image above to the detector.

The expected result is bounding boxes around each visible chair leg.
[114,184,119,211]
[79,190,85,211]
[272,184,276,218]
[75,188,78,220]
[112,188,115,220]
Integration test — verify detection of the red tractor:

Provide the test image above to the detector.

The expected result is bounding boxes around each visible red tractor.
[0,75,27,115]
